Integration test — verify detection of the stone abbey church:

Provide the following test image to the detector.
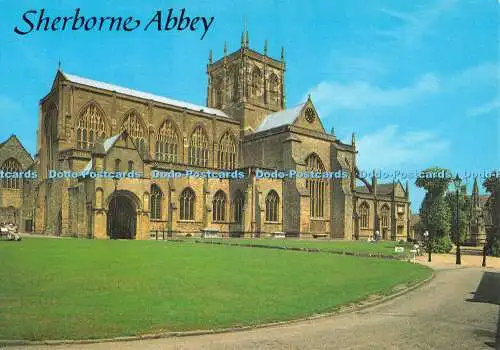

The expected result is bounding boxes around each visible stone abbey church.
[0,35,412,240]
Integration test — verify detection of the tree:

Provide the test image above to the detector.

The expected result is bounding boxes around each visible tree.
[483,170,499,193]
[416,167,452,240]
[483,171,500,257]
[415,167,453,195]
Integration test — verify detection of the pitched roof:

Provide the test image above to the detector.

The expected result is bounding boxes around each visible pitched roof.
[0,135,34,162]
[82,133,123,173]
[61,72,230,119]
[255,103,305,132]
[103,133,122,153]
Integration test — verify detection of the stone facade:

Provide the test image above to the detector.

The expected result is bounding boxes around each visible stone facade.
[3,36,411,240]
[0,136,34,229]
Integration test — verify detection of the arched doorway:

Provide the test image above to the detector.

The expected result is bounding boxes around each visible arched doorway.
[107,193,137,239]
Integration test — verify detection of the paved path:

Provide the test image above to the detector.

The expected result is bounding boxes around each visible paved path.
[12,265,499,350]
[416,253,500,269]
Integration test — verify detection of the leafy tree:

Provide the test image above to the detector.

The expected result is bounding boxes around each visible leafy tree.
[415,167,453,194]
[483,170,499,193]
[416,167,452,242]
[483,171,500,256]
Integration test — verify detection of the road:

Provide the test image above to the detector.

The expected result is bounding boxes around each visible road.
[10,264,499,350]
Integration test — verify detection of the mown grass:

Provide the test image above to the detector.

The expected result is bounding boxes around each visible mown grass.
[197,237,414,256]
[0,238,430,341]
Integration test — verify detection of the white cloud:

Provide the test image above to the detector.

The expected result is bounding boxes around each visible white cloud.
[356,125,450,170]
[325,52,388,81]
[306,73,439,114]
[378,0,458,47]
[448,62,498,89]
[467,98,500,117]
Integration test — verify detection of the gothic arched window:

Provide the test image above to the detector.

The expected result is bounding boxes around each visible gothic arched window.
[214,77,223,108]
[188,126,209,167]
[156,120,179,163]
[269,73,279,105]
[251,67,262,97]
[381,204,390,227]
[76,103,106,150]
[150,184,162,220]
[121,111,146,156]
[114,159,121,173]
[212,190,226,222]
[233,191,244,224]
[360,202,369,229]
[1,158,22,189]
[265,190,279,222]
[180,188,195,221]
[305,154,326,218]
[218,132,237,170]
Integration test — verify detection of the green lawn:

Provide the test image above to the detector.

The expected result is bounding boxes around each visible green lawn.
[0,238,431,341]
[197,238,414,255]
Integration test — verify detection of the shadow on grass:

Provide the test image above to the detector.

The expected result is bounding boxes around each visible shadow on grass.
[465,271,500,349]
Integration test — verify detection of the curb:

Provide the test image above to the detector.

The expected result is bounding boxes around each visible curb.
[0,272,435,347]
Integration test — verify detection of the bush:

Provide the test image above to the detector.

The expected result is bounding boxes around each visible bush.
[488,235,500,257]
[431,235,453,253]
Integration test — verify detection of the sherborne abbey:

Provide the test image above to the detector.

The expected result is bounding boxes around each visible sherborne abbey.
[0,34,413,240]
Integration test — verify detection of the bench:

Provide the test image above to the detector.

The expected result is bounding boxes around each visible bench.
[312,233,329,239]
[0,227,21,241]
[200,228,220,238]
[273,232,286,239]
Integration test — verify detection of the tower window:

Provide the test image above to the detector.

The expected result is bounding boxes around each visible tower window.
[214,77,223,108]
[251,67,262,97]
[269,73,279,105]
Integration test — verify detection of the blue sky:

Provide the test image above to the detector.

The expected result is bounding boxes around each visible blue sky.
[0,0,498,211]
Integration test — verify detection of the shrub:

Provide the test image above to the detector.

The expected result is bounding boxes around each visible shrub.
[488,235,500,257]
[431,235,453,253]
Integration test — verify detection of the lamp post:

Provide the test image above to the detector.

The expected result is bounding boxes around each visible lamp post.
[482,233,487,267]
[423,230,431,262]
[453,175,461,265]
